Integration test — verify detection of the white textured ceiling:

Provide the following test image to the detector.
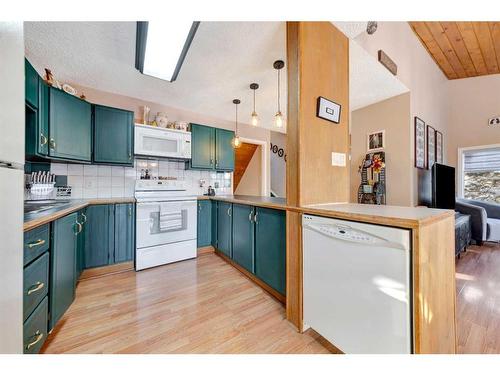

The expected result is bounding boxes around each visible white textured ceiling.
[332,22,367,39]
[24,21,287,133]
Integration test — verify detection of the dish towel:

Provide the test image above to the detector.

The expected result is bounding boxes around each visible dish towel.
[159,204,183,231]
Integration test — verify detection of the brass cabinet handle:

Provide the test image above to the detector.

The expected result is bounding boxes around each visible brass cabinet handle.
[49,138,56,150]
[80,212,87,224]
[25,330,44,350]
[74,222,82,235]
[27,281,45,295]
[210,158,214,166]
[40,134,48,146]
[254,212,258,224]
[248,210,253,222]
[128,153,132,160]
[27,239,46,249]
[227,207,231,217]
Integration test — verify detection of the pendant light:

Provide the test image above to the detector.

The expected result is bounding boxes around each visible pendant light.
[273,60,285,128]
[232,99,242,149]
[250,83,259,126]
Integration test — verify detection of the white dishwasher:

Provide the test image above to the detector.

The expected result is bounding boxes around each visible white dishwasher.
[302,214,412,354]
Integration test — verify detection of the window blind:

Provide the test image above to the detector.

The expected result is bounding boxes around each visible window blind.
[464,148,500,172]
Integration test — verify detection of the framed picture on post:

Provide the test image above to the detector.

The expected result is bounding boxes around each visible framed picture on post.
[427,125,436,169]
[414,117,425,169]
[435,130,443,164]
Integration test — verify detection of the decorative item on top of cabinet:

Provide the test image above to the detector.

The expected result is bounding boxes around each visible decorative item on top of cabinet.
[155,112,168,128]
[357,152,386,205]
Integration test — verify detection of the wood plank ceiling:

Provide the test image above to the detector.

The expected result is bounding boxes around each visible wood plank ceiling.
[233,142,258,191]
[409,22,500,79]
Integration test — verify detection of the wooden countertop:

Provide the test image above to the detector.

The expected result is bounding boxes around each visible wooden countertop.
[24,197,136,232]
[198,196,453,229]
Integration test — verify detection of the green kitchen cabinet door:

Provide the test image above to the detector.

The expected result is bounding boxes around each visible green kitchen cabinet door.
[211,200,218,248]
[75,209,87,281]
[216,201,232,258]
[50,212,78,330]
[93,105,134,166]
[231,204,255,273]
[255,207,286,295]
[49,87,92,162]
[197,200,212,247]
[84,204,115,268]
[215,128,235,171]
[25,79,49,159]
[25,58,39,109]
[114,203,135,263]
[190,124,215,170]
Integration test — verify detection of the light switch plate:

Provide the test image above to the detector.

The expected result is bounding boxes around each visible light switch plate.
[331,152,346,167]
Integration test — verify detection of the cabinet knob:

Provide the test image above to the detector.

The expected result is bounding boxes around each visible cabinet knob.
[40,134,48,146]
[49,138,56,150]
[128,153,132,160]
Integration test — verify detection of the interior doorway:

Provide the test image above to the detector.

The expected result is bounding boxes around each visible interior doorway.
[233,138,269,196]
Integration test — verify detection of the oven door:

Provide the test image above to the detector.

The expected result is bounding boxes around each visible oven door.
[134,126,183,158]
[136,200,197,249]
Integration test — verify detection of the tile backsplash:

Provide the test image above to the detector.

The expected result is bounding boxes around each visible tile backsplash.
[48,159,233,199]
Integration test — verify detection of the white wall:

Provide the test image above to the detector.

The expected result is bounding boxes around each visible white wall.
[447,74,500,169]
[355,22,449,206]
[270,131,286,197]
[351,93,412,205]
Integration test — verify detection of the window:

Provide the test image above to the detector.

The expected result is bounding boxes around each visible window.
[462,147,500,203]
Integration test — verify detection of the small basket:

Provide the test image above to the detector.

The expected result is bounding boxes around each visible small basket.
[26,183,56,200]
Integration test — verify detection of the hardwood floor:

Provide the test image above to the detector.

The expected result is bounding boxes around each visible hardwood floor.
[41,253,331,354]
[456,242,500,353]
[41,243,500,354]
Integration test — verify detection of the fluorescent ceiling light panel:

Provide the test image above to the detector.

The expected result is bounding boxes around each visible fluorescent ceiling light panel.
[139,21,199,82]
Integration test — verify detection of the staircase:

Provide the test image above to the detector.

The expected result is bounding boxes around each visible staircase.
[233,143,258,191]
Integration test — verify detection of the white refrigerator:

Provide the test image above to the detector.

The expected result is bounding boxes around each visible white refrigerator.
[0,21,25,353]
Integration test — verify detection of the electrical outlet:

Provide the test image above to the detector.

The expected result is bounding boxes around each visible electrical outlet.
[331,152,346,167]
[488,116,500,126]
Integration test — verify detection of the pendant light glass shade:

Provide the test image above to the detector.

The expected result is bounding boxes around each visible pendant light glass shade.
[250,83,259,127]
[273,60,285,128]
[232,99,242,149]
[275,111,284,128]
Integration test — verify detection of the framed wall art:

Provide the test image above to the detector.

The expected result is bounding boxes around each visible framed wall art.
[427,125,436,169]
[414,117,425,169]
[367,130,385,152]
[435,130,443,164]
[316,96,341,123]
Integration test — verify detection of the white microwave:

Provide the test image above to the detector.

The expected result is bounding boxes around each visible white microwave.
[134,124,191,160]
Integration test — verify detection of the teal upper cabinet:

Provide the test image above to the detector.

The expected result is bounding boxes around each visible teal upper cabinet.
[25,59,39,109]
[189,124,234,171]
[49,87,92,162]
[216,202,232,258]
[231,204,255,273]
[255,207,286,296]
[215,129,235,171]
[25,74,49,159]
[93,105,134,166]
[197,200,212,247]
[50,212,78,330]
[114,203,135,263]
[84,204,114,268]
[190,124,215,169]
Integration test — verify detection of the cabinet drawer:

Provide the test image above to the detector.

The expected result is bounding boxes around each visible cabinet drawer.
[23,296,48,354]
[23,252,49,321]
[24,224,50,266]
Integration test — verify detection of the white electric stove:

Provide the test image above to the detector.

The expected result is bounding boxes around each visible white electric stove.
[134,180,197,270]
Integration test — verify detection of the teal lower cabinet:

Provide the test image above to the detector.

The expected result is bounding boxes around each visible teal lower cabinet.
[216,201,233,258]
[255,207,286,296]
[114,203,135,263]
[211,200,218,248]
[84,203,135,268]
[50,212,78,330]
[231,204,255,273]
[23,252,50,322]
[84,204,115,268]
[23,296,48,354]
[75,209,87,281]
[197,200,212,247]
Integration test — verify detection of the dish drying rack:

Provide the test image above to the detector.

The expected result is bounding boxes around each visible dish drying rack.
[26,171,72,200]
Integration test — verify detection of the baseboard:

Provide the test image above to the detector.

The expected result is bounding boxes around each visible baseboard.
[79,261,134,281]
[197,246,215,255]
[214,249,286,304]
